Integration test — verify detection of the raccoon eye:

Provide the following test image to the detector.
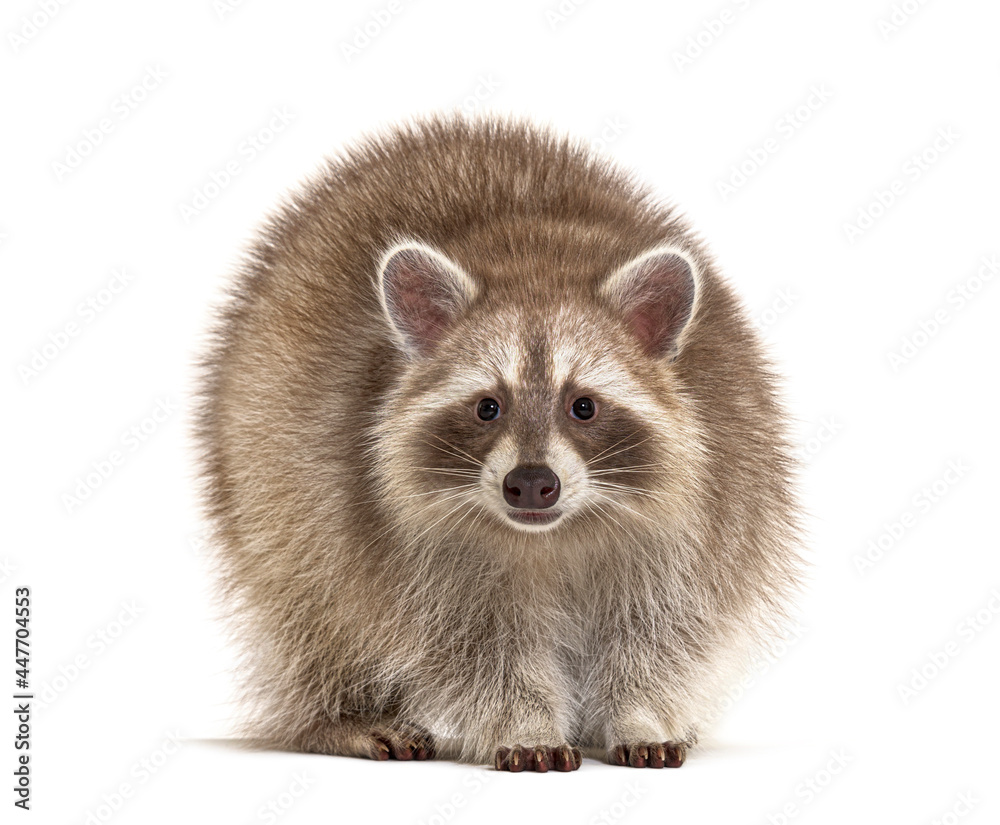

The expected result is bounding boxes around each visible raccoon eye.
[571,397,596,420]
[477,398,501,421]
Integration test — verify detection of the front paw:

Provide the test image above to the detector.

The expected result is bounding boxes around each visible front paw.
[609,740,688,768]
[494,744,582,772]
[369,724,436,761]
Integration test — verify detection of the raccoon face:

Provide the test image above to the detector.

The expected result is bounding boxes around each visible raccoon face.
[376,241,701,536]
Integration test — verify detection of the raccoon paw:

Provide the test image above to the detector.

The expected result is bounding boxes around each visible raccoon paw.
[494,744,582,773]
[369,725,436,761]
[609,740,688,768]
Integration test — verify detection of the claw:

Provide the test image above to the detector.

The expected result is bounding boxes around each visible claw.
[553,745,578,772]
[611,740,689,768]
[665,742,687,768]
[372,738,391,761]
[369,726,435,762]
[649,743,665,769]
[495,743,582,772]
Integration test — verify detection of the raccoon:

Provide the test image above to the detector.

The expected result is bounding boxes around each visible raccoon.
[196,115,800,772]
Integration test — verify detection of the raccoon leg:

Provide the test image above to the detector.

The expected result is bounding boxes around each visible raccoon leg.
[593,645,700,768]
[290,714,435,761]
[603,704,697,768]
[599,687,701,768]
[481,671,582,772]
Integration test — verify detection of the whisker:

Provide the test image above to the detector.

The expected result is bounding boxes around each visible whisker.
[421,441,480,468]
[585,498,645,548]
[588,464,663,476]
[398,483,479,502]
[591,490,661,528]
[403,502,487,610]
[586,435,655,467]
[373,496,476,596]
[585,425,649,465]
[432,486,483,506]
[590,480,660,499]
[422,432,486,468]
[389,496,474,560]
[454,504,488,548]
[592,479,716,508]
[354,482,479,506]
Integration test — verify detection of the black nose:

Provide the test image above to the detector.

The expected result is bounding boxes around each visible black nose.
[503,466,560,509]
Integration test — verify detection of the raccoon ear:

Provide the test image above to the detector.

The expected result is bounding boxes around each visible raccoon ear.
[377,242,478,356]
[600,247,699,359]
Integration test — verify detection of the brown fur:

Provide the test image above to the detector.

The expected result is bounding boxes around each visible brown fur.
[195,114,801,770]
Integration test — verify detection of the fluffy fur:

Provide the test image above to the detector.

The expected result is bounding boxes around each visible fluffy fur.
[195,115,800,771]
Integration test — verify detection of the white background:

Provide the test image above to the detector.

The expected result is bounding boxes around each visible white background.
[4,0,999,822]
